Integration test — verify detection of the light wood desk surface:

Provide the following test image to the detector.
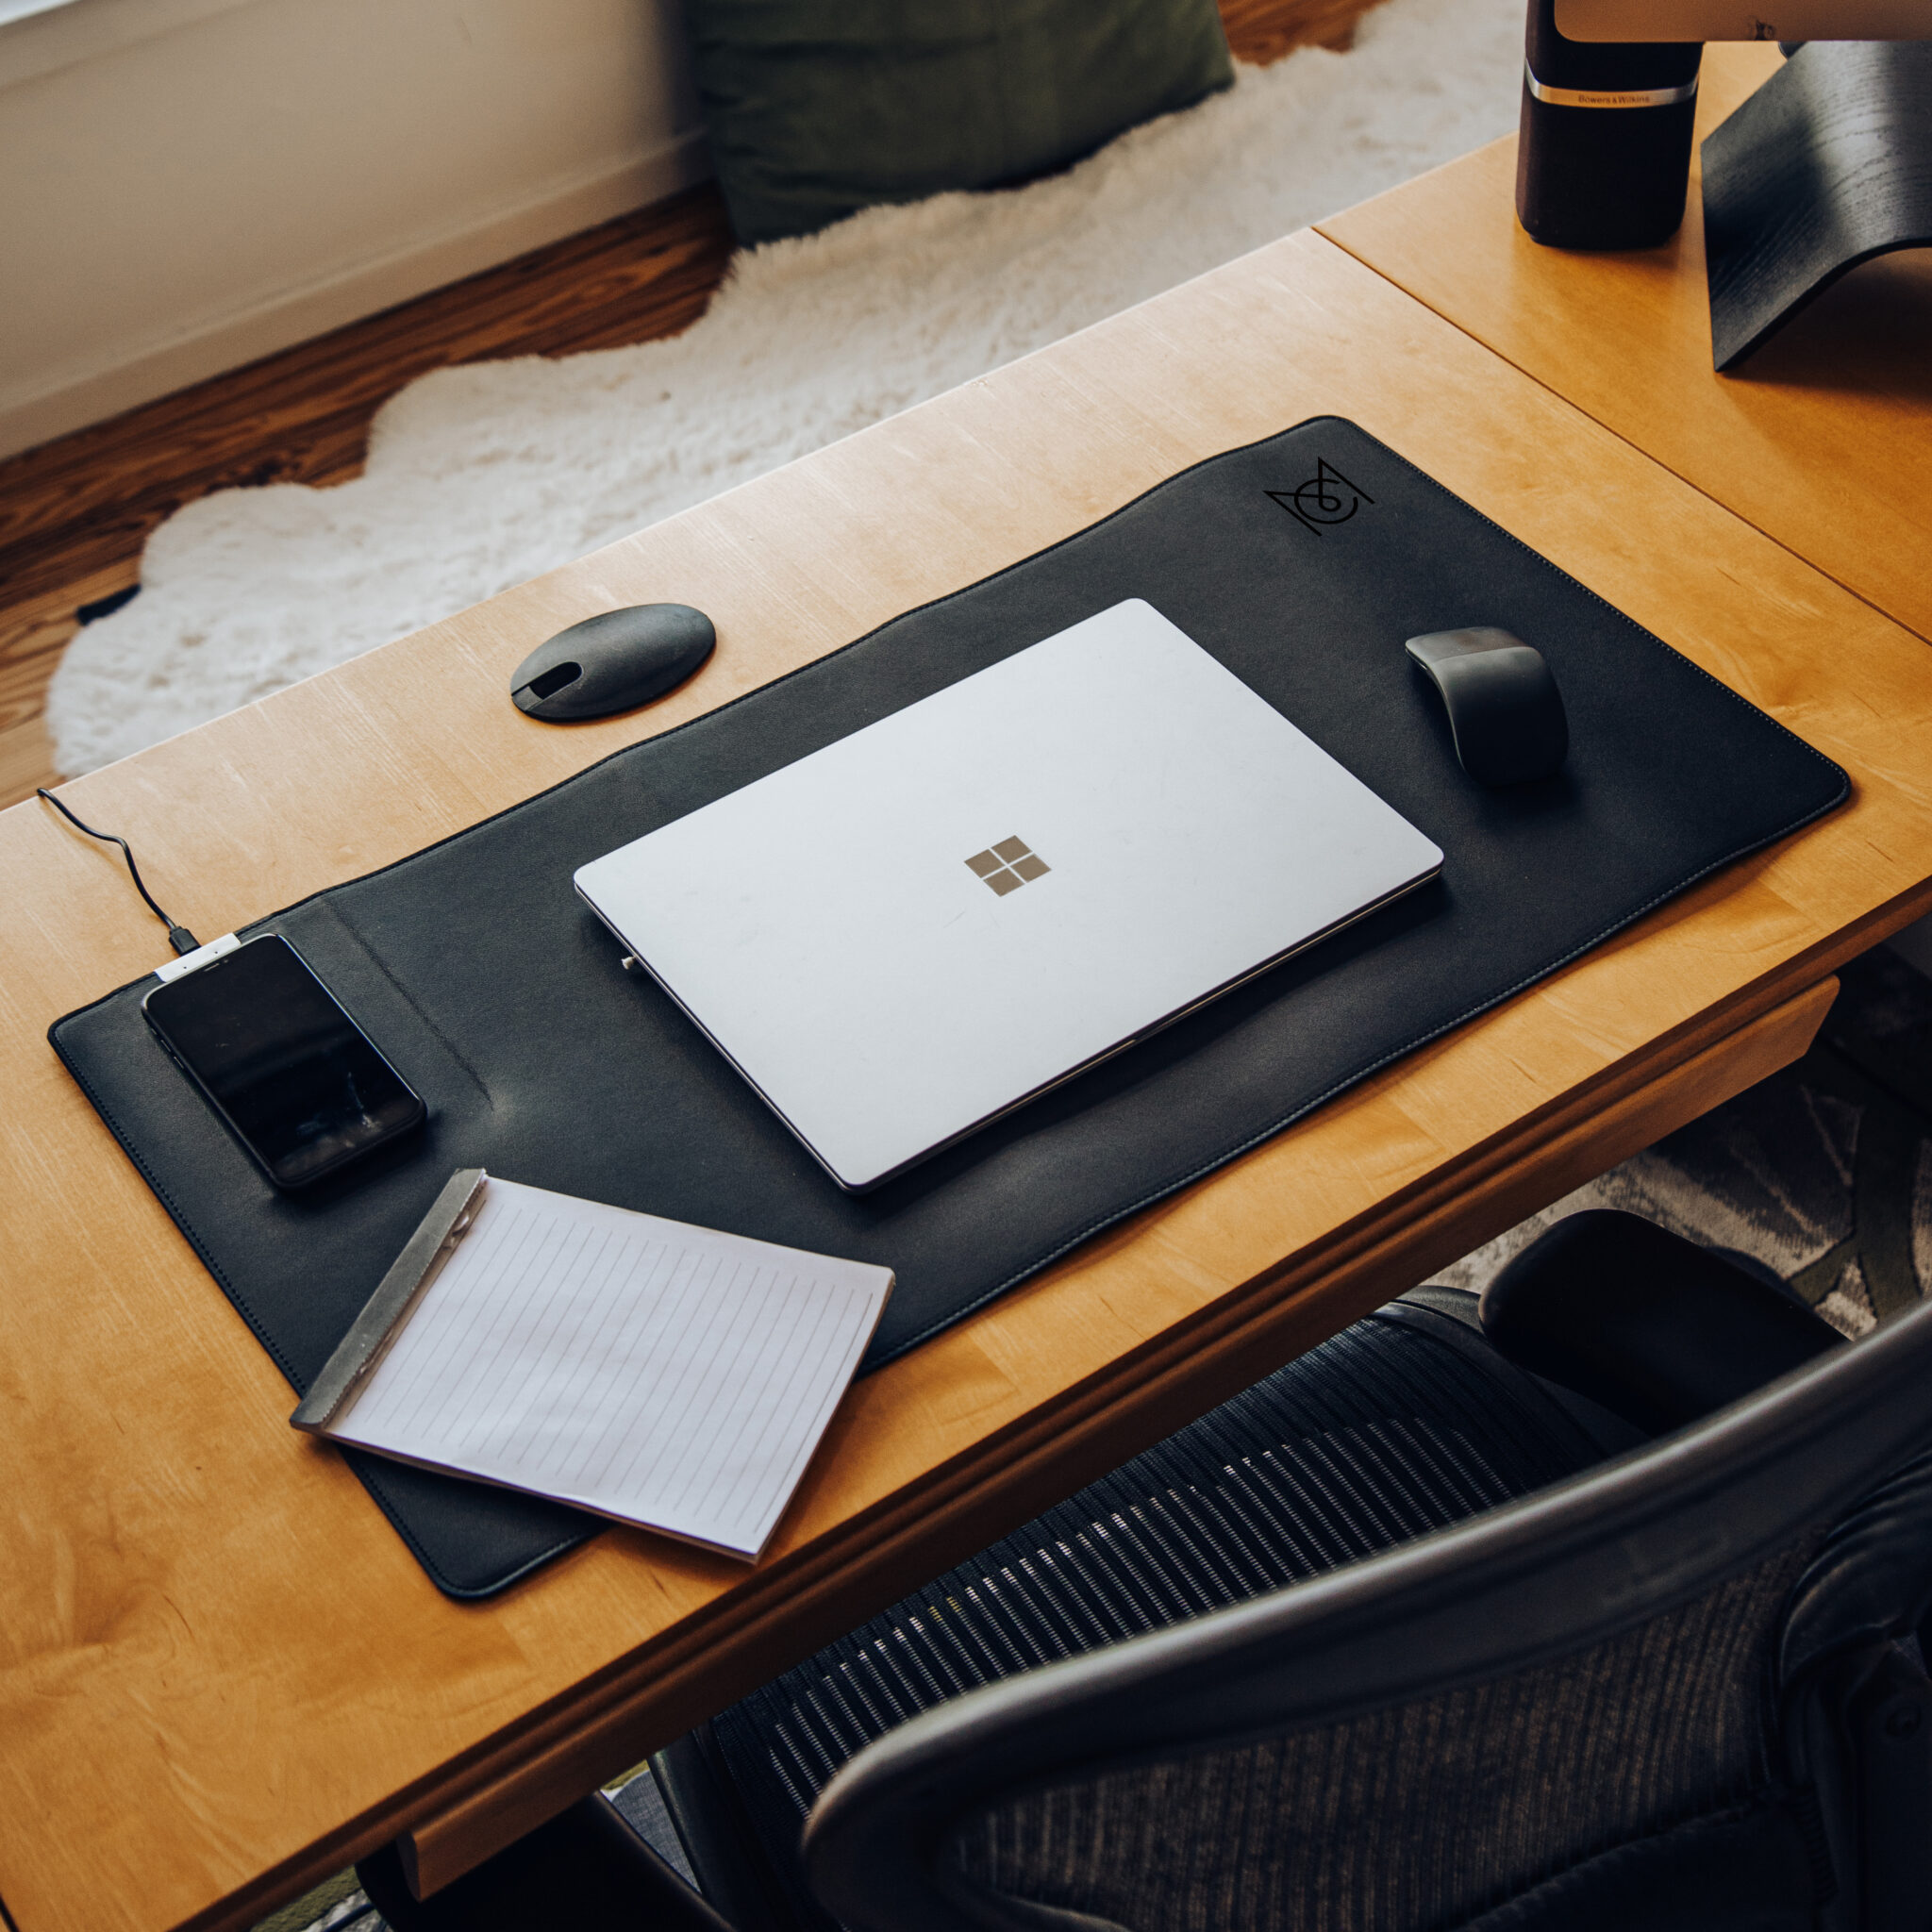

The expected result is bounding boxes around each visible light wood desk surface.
[5,220,1932,1932]
[1321,44,1932,646]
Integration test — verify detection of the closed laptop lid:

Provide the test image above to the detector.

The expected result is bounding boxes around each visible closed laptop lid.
[575,599,1442,1191]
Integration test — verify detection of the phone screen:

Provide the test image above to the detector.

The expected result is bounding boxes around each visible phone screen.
[143,935,425,1189]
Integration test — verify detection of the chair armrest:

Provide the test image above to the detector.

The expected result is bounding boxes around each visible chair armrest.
[1478,1209,1842,1435]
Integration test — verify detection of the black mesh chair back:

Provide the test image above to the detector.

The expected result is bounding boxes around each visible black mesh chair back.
[801,1294,1932,1932]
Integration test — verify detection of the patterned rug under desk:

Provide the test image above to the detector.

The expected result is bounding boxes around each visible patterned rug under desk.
[1436,945,1932,1337]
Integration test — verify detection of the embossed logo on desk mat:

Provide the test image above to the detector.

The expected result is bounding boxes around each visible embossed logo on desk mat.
[1268,457,1374,535]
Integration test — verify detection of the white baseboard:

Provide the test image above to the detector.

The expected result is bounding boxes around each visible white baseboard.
[0,126,713,462]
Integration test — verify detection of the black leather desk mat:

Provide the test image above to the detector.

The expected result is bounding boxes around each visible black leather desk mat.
[50,419,1848,1598]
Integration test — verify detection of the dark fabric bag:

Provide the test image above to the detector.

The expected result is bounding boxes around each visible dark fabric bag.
[687,0,1235,242]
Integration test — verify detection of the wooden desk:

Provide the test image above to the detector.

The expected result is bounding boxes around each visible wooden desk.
[1320,44,1932,645]
[5,224,1932,1932]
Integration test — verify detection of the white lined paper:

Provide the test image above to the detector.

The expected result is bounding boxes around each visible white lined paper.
[325,1178,892,1561]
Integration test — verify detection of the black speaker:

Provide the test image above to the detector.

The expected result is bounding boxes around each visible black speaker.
[1515,0,1702,249]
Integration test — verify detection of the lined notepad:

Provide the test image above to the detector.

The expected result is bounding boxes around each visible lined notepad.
[292,1172,892,1561]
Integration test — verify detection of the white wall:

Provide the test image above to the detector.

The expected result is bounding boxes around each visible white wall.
[0,0,707,459]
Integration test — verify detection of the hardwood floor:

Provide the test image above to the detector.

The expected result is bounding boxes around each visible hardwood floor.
[1218,0,1378,59]
[0,0,1378,808]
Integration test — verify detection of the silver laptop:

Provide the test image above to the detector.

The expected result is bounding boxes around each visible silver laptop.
[575,598,1442,1191]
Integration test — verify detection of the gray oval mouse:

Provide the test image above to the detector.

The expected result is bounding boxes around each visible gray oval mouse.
[510,604,715,721]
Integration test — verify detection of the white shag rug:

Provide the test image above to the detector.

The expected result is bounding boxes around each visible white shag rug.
[49,0,1525,774]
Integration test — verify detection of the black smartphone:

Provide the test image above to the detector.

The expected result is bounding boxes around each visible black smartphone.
[142,934,425,1190]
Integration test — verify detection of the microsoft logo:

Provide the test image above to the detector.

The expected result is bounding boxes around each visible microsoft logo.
[965,836,1051,897]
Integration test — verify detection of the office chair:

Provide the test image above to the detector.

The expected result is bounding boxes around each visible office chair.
[359,1210,1932,1932]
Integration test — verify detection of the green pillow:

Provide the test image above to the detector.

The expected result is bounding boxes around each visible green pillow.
[687,0,1236,243]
